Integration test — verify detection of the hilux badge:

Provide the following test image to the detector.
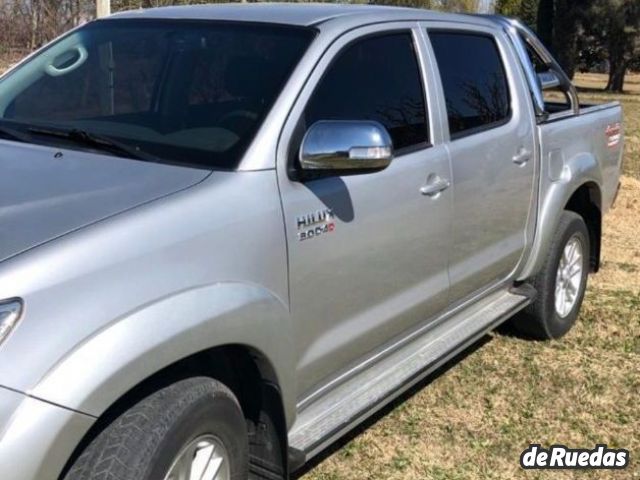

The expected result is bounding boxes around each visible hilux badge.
[296,208,335,241]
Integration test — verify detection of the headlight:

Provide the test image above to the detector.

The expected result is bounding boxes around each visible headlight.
[0,299,23,345]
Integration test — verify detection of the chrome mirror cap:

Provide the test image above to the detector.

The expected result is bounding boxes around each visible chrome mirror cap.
[299,120,394,173]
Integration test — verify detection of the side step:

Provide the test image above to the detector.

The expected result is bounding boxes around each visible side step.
[288,287,534,464]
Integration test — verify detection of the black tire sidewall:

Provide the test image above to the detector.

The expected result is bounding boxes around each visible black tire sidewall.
[539,214,590,338]
[145,382,249,480]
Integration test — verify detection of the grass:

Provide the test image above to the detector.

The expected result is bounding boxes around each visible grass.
[0,55,638,479]
[300,73,640,479]
[0,52,25,73]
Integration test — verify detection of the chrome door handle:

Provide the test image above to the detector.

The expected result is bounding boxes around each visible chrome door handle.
[420,177,451,197]
[512,148,531,166]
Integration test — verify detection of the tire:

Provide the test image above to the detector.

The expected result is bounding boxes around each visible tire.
[510,211,590,340]
[64,377,249,480]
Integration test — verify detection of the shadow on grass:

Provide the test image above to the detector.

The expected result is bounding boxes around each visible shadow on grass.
[292,334,493,479]
[575,86,607,94]
[575,85,640,97]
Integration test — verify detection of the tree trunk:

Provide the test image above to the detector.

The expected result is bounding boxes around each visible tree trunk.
[97,0,111,18]
[536,0,554,51]
[30,0,39,50]
[605,17,630,94]
[551,0,578,79]
[606,61,627,92]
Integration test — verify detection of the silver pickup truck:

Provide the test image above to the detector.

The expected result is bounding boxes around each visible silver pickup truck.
[0,4,623,480]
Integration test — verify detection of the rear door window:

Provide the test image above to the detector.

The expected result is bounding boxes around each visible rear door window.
[429,31,511,139]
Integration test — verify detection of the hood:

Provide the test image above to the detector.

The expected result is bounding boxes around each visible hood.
[0,140,211,262]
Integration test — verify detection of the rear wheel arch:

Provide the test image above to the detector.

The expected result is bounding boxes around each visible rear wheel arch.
[564,181,602,272]
[509,210,590,339]
[59,344,289,480]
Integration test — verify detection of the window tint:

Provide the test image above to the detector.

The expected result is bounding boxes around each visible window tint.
[0,21,314,169]
[429,32,510,138]
[9,32,165,119]
[305,33,428,151]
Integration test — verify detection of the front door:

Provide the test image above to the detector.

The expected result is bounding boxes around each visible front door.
[427,26,537,301]
[277,26,452,398]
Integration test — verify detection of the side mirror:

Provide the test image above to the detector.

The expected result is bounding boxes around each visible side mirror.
[537,70,561,90]
[299,120,393,177]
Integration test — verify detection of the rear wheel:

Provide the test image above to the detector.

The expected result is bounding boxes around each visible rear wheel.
[510,211,590,339]
[64,377,249,480]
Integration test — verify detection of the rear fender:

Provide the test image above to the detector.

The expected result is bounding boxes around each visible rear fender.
[518,151,602,281]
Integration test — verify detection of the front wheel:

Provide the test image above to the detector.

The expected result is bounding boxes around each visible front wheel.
[510,211,590,339]
[64,377,249,480]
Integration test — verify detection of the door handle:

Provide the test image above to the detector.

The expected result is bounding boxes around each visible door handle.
[420,176,451,197]
[512,148,531,166]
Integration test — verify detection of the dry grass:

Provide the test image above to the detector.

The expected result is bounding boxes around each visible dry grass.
[0,54,637,479]
[301,74,640,480]
[575,73,640,179]
[0,51,25,73]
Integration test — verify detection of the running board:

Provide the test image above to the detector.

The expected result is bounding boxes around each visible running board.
[288,287,533,464]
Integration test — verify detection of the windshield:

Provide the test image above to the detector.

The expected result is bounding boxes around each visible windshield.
[0,20,314,169]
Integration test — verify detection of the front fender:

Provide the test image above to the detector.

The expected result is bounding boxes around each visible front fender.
[30,282,297,426]
[518,150,602,281]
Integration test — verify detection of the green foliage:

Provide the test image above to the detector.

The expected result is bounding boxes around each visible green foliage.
[581,0,639,91]
[437,0,479,12]
[494,0,538,30]
[494,0,521,16]
[518,0,538,29]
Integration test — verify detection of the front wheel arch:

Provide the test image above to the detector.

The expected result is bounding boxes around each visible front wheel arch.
[62,377,249,480]
[59,345,289,480]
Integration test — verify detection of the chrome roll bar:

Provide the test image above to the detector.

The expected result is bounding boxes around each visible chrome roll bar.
[486,16,580,121]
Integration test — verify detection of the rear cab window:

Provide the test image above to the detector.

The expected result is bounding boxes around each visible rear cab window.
[523,41,572,113]
[428,31,511,140]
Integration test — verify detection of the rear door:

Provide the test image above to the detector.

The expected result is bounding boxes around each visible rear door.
[425,24,537,301]
[276,24,452,398]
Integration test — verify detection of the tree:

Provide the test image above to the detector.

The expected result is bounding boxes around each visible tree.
[518,0,539,30]
[494,0,539,30]
[438,0,479,12]
[499,0,583,79]
[550,0,582,78]
[494,0,521,16]
[536,0,553,48]
[586,0,640,92]
[96,0,111,17]
[534,0,639,90]
[0,0,88,51]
